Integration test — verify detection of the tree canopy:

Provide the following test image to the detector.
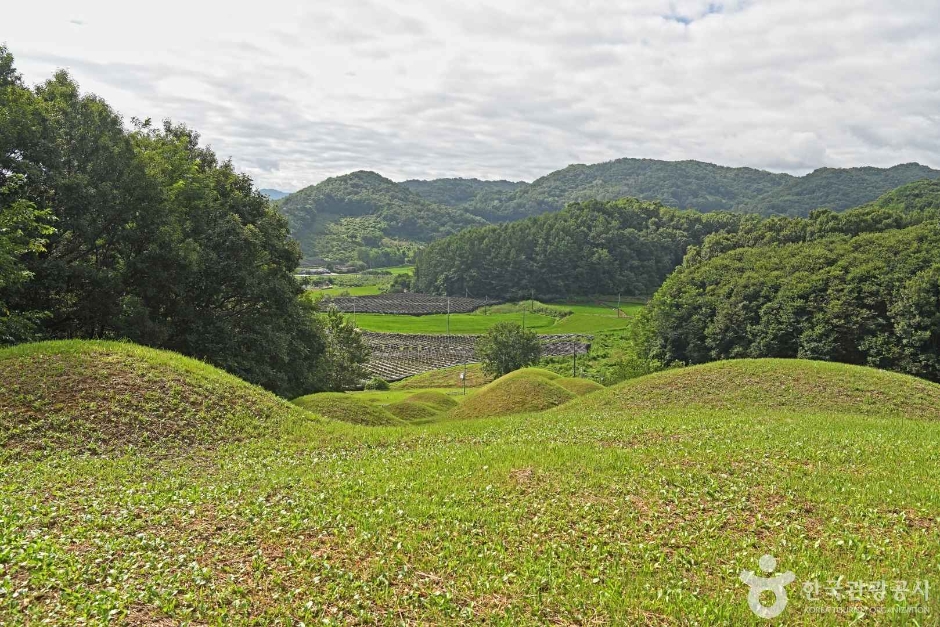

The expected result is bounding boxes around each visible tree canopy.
[0,47,359,398]
[634,180,940,382]
[413,198,744,299]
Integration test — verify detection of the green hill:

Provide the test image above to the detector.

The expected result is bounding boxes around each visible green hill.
[0,341,312,457]
[276,171,486,264]
[279,161,939,266]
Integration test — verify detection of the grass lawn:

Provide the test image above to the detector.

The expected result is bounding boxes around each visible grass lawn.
[3,343,939,623]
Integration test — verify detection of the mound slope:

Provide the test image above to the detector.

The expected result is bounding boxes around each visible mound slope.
[386,400,439,422]
[450,370,576,420]
[0,341,309,456]
[393,364,490,389]
[292,393,404,426]
[578,358,940,418]
[403,391,459,411]
[555,377,605,396]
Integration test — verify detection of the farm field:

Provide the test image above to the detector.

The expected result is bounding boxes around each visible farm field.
[351,302,641,335]
[313,284,384,296]
[2,341,939,624]
[378,265,414,275]
[353,311,558,333]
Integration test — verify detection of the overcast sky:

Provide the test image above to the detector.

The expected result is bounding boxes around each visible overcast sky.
[5,1,939,191]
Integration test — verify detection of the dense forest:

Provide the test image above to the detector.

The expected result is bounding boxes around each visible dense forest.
[0,46,363,398]
[414,179,940,300]
[412,199,743,298]
[400,178,526,209]
[279,159,939,265]
[276,171,486,266]
[634,179,940,381]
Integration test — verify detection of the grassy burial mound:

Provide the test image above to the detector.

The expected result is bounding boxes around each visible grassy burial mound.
[577,358,940,418]
[0,341,310,457]
[554,377,605,396]
[291,392,405,426]
[449,368,576,420]
[385,400,439,422]
[403,390,460,411]
[392,363,491,389]
[385,391,461,423]
[5,356,940,623]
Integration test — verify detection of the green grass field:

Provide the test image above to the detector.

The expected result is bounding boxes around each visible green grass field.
[352,312,558,334]
[351,301,643,335]
[376,265,414,275]
[312,284,385,296]
[3,342,938,624]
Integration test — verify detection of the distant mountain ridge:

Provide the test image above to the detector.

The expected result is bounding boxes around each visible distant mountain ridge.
[260,188,289,200]
[276,158,940,264]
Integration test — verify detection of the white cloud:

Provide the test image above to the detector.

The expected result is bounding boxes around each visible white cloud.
[4,0,939,191]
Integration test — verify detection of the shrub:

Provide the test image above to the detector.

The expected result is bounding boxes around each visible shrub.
[475,322,542,378]
[364,377,390,390]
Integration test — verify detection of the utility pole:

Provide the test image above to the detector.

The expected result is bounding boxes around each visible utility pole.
[447,297,451,335]
[618,292,622,318]
[522,306,526,331]
[484,295,488,316]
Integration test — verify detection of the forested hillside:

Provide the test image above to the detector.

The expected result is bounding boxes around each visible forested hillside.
[277,171,486,265]
[459,158,789,221]
[635,178,940,380]
[413,199,743,298]
[464,158,939,221]
[400,178,526,209]
[414,179,940,301]
[278,160,938,265]
[734,163,940,216]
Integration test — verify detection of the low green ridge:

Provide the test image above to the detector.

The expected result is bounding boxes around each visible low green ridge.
[577,358,940,418]
[495,367,562,382]
[554,377,605,396]
[403,391,459,411]
[291,392,404,426]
